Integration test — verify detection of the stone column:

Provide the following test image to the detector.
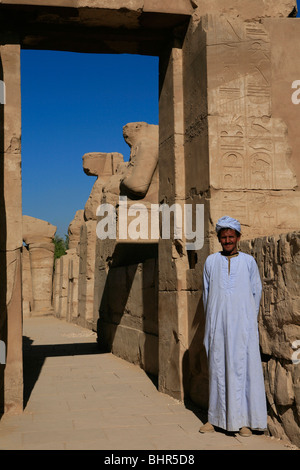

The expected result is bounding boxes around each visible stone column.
[21,245,33,318]
[158,44,190,401]
[181,16,212,407]
[53,256,61,315]
[57,254,68,319]
[23,216,56,315]
[0,41,23,414]
[65,209,84,321]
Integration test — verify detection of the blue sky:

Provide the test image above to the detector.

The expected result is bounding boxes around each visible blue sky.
[21,51,159,238]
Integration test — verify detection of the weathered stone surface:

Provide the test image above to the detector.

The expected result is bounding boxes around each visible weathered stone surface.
[83,152,123,221]
[265,19,300,181]
[2,249,23,414]
[68,209,84,250]
[98,258,158,375]
[241,231,300,448]
[0,1,193,56]
[120,122,158,200]
[53,246,81,321]
[0,42,23,414]
[0,0,194,15]
[57,254,69,319]
[21,245,33,317]
[78,220,97,324]
[1,0,294,20]
[66,248,80,321]
[200,16,300,252]
[274,362,294,406]
[23,215,56,245]
[22,215,57,314]
[192,0,297,20]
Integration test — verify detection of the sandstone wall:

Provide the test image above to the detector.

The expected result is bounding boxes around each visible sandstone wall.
[240,232,300,448]
[98,257,158,376]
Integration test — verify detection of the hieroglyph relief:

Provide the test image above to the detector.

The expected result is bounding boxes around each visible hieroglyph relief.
[208,19,298,233]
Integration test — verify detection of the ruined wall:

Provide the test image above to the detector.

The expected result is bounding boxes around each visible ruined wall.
[240,232,300,448]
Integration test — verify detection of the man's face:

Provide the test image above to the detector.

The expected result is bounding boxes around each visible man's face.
[218,228,240,255]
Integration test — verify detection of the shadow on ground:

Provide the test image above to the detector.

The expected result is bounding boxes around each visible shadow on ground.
[22,335,101,408]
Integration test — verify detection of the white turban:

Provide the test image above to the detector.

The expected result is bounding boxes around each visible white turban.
[215,216,241,234]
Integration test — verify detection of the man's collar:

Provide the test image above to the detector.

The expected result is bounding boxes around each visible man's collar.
[221,251,239,258]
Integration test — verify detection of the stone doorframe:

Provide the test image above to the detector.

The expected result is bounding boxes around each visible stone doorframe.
[0,0,198,414]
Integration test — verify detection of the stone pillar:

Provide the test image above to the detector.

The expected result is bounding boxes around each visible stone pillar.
[181,16,212,407]
[22,216,56,315]
[21,245,33,318]
[78,219,97,326]
[57,254,68,319]
[158,45,190,400]
[53,256,61,315]
[65,209,84,321]
[66,250,80,322]
[0,41,23,414]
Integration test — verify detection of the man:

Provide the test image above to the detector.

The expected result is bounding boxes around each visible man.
[200,215,267,437]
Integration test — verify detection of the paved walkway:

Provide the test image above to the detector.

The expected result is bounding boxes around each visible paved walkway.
[0,315,296,450]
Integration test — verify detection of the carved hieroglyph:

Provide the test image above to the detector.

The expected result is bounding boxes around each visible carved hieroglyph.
[206,18,299,245]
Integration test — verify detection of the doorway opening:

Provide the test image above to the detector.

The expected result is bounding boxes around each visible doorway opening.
[21,49,159,406]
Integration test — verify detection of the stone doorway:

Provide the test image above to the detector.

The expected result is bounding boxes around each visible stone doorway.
[0,1,193,414]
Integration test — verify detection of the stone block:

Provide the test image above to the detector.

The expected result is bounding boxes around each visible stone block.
[274,362,294,406]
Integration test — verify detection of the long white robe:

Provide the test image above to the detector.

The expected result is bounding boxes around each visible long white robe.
[203,251,267,431]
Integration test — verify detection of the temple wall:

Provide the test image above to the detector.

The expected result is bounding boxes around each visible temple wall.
[174,11,300,413]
